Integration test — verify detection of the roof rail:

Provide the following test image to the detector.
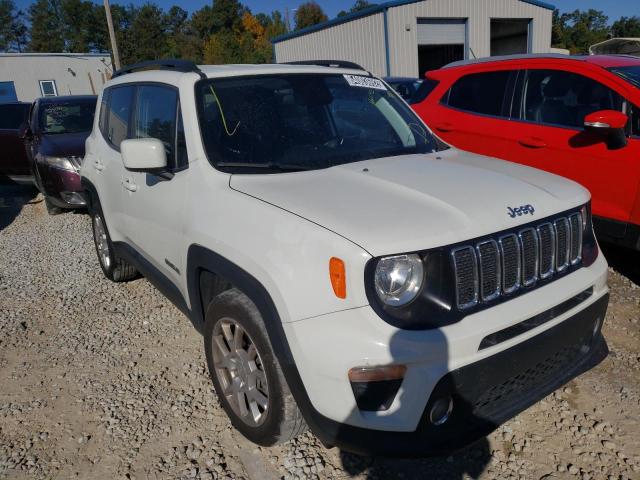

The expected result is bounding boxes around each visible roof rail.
[283,60,366,70]
[112,59,206,79]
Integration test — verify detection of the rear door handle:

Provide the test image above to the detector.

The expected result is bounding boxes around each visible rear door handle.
[122,178,137,192]
[94,159,105,171]
[518,137,547,149]
[433,122,455,132]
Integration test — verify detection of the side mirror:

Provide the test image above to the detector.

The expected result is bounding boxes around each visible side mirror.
[121,138,172,179]
[583,110,628,150]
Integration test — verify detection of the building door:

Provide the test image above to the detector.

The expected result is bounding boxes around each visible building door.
[417,19,466,77]
[490,19,530,56]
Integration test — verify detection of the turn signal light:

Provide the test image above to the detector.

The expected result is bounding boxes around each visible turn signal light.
[329,257,346,299]
[348,364,407,383]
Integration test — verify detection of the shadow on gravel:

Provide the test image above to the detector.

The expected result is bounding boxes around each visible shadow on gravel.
[600,243,640,286]
[0,179,38,232]
[336,328,493,479]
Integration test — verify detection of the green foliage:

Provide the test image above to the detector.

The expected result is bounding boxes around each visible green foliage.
[0,0,28,52]
[551,8,610,54]
[611,16,640,38]
[294,1,328,30]
[337,0,377,18]
[28,0,65,52]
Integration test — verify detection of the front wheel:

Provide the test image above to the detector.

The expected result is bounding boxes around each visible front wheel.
[204,289,306,446]
[91,206,138,282]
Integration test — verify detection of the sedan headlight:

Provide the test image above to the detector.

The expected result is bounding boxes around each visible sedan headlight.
[44,156,79,172]
[374,254,424,307]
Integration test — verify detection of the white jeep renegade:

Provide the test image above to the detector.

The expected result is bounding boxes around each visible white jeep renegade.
[81,59,609,456]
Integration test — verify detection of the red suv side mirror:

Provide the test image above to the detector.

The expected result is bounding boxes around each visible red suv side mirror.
[583,110,628,150]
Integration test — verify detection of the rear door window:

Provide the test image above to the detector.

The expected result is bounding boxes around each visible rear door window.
[443,71,513,117]
[520,69,624,129]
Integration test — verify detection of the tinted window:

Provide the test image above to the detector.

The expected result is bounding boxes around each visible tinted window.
[522,69,623,129]
[196,74,441,173]
[610,66,640,89]
[0,104,28,129]
[445,71,512,116]
[412,78,439,104]
[133,86,178,162]
[38,100,96,134]
[106,86,134,148]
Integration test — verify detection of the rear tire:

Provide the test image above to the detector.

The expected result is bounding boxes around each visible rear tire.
[91,203,138,282]
[204,288,306,446]
[44,197,63,215]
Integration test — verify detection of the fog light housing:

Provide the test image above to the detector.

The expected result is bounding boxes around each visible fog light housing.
[429,396,453,425]
[348,365,406,412]
[60,191,86,206]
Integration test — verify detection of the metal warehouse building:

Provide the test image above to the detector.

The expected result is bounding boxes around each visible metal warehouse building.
[0,53,112,104]
[273,0,555,77]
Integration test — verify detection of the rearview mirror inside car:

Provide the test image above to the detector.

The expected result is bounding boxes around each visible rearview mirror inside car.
[121,138,172,179]
[583,110,628,150]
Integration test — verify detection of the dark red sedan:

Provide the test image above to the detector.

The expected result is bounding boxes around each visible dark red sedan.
[24,95,97,214]
[412,54,640,250]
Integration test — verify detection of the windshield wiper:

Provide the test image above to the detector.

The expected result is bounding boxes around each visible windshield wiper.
[217,162,316,171]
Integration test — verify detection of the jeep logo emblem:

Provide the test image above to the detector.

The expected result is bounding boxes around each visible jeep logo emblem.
[507,205,535,218]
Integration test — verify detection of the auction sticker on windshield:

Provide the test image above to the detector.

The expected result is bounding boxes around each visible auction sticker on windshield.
[343,75,387,91]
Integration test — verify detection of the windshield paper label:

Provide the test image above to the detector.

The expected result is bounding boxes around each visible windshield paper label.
[343,74,387,91]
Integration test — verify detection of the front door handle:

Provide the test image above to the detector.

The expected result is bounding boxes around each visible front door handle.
[518,137,547,149]
[433,122,455,132]
[94,159,105,171]
[122,178,137,192]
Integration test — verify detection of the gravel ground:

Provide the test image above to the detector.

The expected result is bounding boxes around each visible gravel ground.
[0,183,639,480]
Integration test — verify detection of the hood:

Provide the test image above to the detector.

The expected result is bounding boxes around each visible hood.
[39,132,89,158]
[230,149,590,256]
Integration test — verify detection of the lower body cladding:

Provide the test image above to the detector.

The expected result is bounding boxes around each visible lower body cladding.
[283,254,609,456]
[38,166,86,208]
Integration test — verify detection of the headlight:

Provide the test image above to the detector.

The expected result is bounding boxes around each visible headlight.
[44,156,78,172]
[374,254,424,307]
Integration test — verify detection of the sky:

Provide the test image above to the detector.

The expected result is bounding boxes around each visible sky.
[12,0,636,23]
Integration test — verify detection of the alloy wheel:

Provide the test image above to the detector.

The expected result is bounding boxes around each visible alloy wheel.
[211,318,269,426]
[93,214,111,270]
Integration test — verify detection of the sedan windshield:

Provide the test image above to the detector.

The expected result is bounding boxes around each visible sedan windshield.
[609,66,640,89]
[196,74,443,173]
[39,101,96,134]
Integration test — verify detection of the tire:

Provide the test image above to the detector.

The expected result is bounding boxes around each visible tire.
[44,197,63,215]
[90,202,138,282]
[204,288,306,446]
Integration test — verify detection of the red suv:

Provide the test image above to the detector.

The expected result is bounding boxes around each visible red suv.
[413,54,640,250]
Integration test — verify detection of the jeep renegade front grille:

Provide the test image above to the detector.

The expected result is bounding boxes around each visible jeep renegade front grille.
[452,212,583,310]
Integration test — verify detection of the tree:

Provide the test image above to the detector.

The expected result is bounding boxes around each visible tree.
[551,9,609,53]
[0,0,28,52]
[611,16,640,38]
[337,0,377,17]
[165,6,202,61]
[127,4,168,62]
[28,0,65,52]
[294,2,327,30]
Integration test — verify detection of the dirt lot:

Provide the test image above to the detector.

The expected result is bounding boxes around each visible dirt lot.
[0,183,639,480]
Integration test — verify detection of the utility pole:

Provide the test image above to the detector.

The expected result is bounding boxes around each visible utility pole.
[103,0,121,72]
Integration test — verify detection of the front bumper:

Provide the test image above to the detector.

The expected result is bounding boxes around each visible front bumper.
[40,166,85,208]
[282,254,609,456]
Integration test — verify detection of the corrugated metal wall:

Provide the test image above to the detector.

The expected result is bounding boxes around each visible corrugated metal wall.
[387,0,552,76]
[274,12,388,76]
[274,0,552,78]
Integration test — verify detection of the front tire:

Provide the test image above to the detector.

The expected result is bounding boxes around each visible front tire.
[91,204,138,282]
[204,288,306,446]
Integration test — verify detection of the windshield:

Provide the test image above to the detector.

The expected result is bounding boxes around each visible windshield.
[196,74,442,173]
[39,100,96,134]
[609,66,640,89]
